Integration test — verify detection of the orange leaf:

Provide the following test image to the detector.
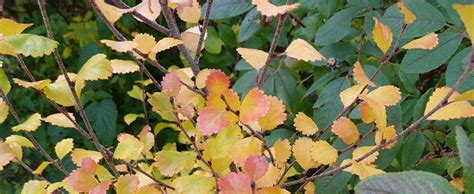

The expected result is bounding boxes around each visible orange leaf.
[331,117,360,145]
[353,61,375,87]
[205,70,230,95]
[360,101,375,124]
[402,33,438,50]
[239,88,270,124]
[197,107,237,136]
[258,96,286,131]
[65,168,98,192]
[375,125,397,149]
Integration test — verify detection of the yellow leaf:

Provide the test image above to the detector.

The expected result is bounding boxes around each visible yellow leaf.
[46,181,65,194]
[352,146,379,164]
[372,17,393,54]
[113,133,144,161]
[0,99,9,124]
[0,69,11,95]
[453,4,474,43]
[100,40,137,53]
[0,19,32,36]
[230,137,262,166]
[304,182,315,194]
[256,164,282,188]
[339,84,365,108]
[21,180,48,194]
[5,135,34,148]
[252,0,300,17]
[43,76,84,107]
[12,78,51,90]
[402,33,439,50]
[77,54,112,81]
[353,61,375,87]
[94,0,130,24]
[110,59,140,74]
[257,186,290,194]
[177,0,201,23]
[151,37,183,53]
[236,48,269,70]
[71,149,103,166]
[341,159,384,180]
[424,87,474,120]
[397,2,416,24]
[273,139,292,168]
[42,113,76,128]
[360,96,387,129]
[239,88,270,124]
[294,112,319,136]
[366,85,401,106]
[203,125,243,160]
[95,165,114,182]
[12,113,42,132]
[375,125,397,149]
[453,89,474,101]
[331,117,360,145]
[258,96,287,131]
[173,174,215,194]
[115,175,139,194]
[450,177,464,192]
[133,33,157,59]
[310,140,338,165]
[181,25,206,52]
[153,151,196,176]
[0,39,16,56]
[33,161,50,174]
[124,113,144,125]
[55,138,74,160]
[285,39,326,62]
[132,0,162,22]
[292,137,319,170]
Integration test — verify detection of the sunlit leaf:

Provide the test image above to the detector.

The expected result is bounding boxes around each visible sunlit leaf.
[402,33,439,50]
[256,164,281,187]
[366,85,401,106]
[258,96,286,131]
[153,150,196,176]
[77,54,112,81]
[173,174,215,194]
[341,159,384,180]
[352,146,379,165]
[151,37,183,53]
[181,25,206,52]
[205,70,230,95]
[292,137,319,170]
[285,38,326,62]
[230,137,262,166]
[375,125,397,149]
[132,0,162,22]
[55,138,74,160]
[203,125,243,160]
[310,140,338,165]
[32,161,50,174]
[5,34,58,57]
[273,139,292,168]
[0,18,32,36]
[424,87,474,120]
[331,117,360,145]
[12,78,51,90]
[353,61,375,87]
[218,172,252,194]
[372,17,393,54]
[244,155,268,179]
[240,88,270,124]
[176,0,201,23]
[71,149,103,166]
[236,48,268,70]
[12,113,41,132]
[42,113,76,128]
[0,69,11,95]
[113,133,144,161]
[0,99,9,124]
[294,112,319,136]
[21,180,48,194]
[453,89,474,102]
[453,4,474,43]
[5,135,34,148]
[94,0,130,23]
[124,113,144,125]
[133,33,157,59]
[197,107,238,135]
[162,72,182,97]
[100,40,137,53]
[148,92,175,121]
[0,141,16,170]
[252,0,299,17]
[339,84,365,108]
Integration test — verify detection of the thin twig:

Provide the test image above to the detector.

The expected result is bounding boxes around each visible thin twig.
[37,0,119,176]
[282,50,474,187]
[16,159,46,181]
[194,0,213,63]
[0,89,68,175]
[159,0,200,77]
[256,0,292,87]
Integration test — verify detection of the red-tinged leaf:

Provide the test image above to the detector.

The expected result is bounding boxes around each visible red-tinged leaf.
[89,180,112,194]
[206,70,230,95]
[0,141,15,170]
[197,107,238,136]
[218,172,253,194]
[65,169,98,192]
[240,88,270,124]
[331,117,360,145]
[161,72,182,97]
[244,155,269,179]
[81,157,98,174]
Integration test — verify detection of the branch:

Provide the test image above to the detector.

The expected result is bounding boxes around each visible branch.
[0,89,68,176]
[16,159,46,181]
[256,0,292,87]
[37,0,119,176]
[159,0,200,77]
[194,0,213,63]
[282,50,474,187]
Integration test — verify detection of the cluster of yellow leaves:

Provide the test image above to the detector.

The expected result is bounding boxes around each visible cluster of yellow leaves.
[424,87,474,120]
[341,146,384,180]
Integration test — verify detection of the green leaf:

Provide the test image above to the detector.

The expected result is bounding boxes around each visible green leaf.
[316,0,343,18]
[401,131,426,170]
[401,32,462,73]
[355,171,460,194]
[239,8,261,42]
[85,99,117,147]
[315,7,360,46]
[0,68,11,95]
[204,26,224,54]
[203,0,253,20]
[315,170,352,194]
[446,47,473,92]
[455,127,474,193]
[5,34,58,57]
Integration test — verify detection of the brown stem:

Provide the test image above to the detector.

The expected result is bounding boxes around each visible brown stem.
[16,159,46,181]
[256,0,292,87]
[282,50,474,187]
[0,89,68,175]
[194,0,213,63]
[160,0,200,77]
[37,0,119,176]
